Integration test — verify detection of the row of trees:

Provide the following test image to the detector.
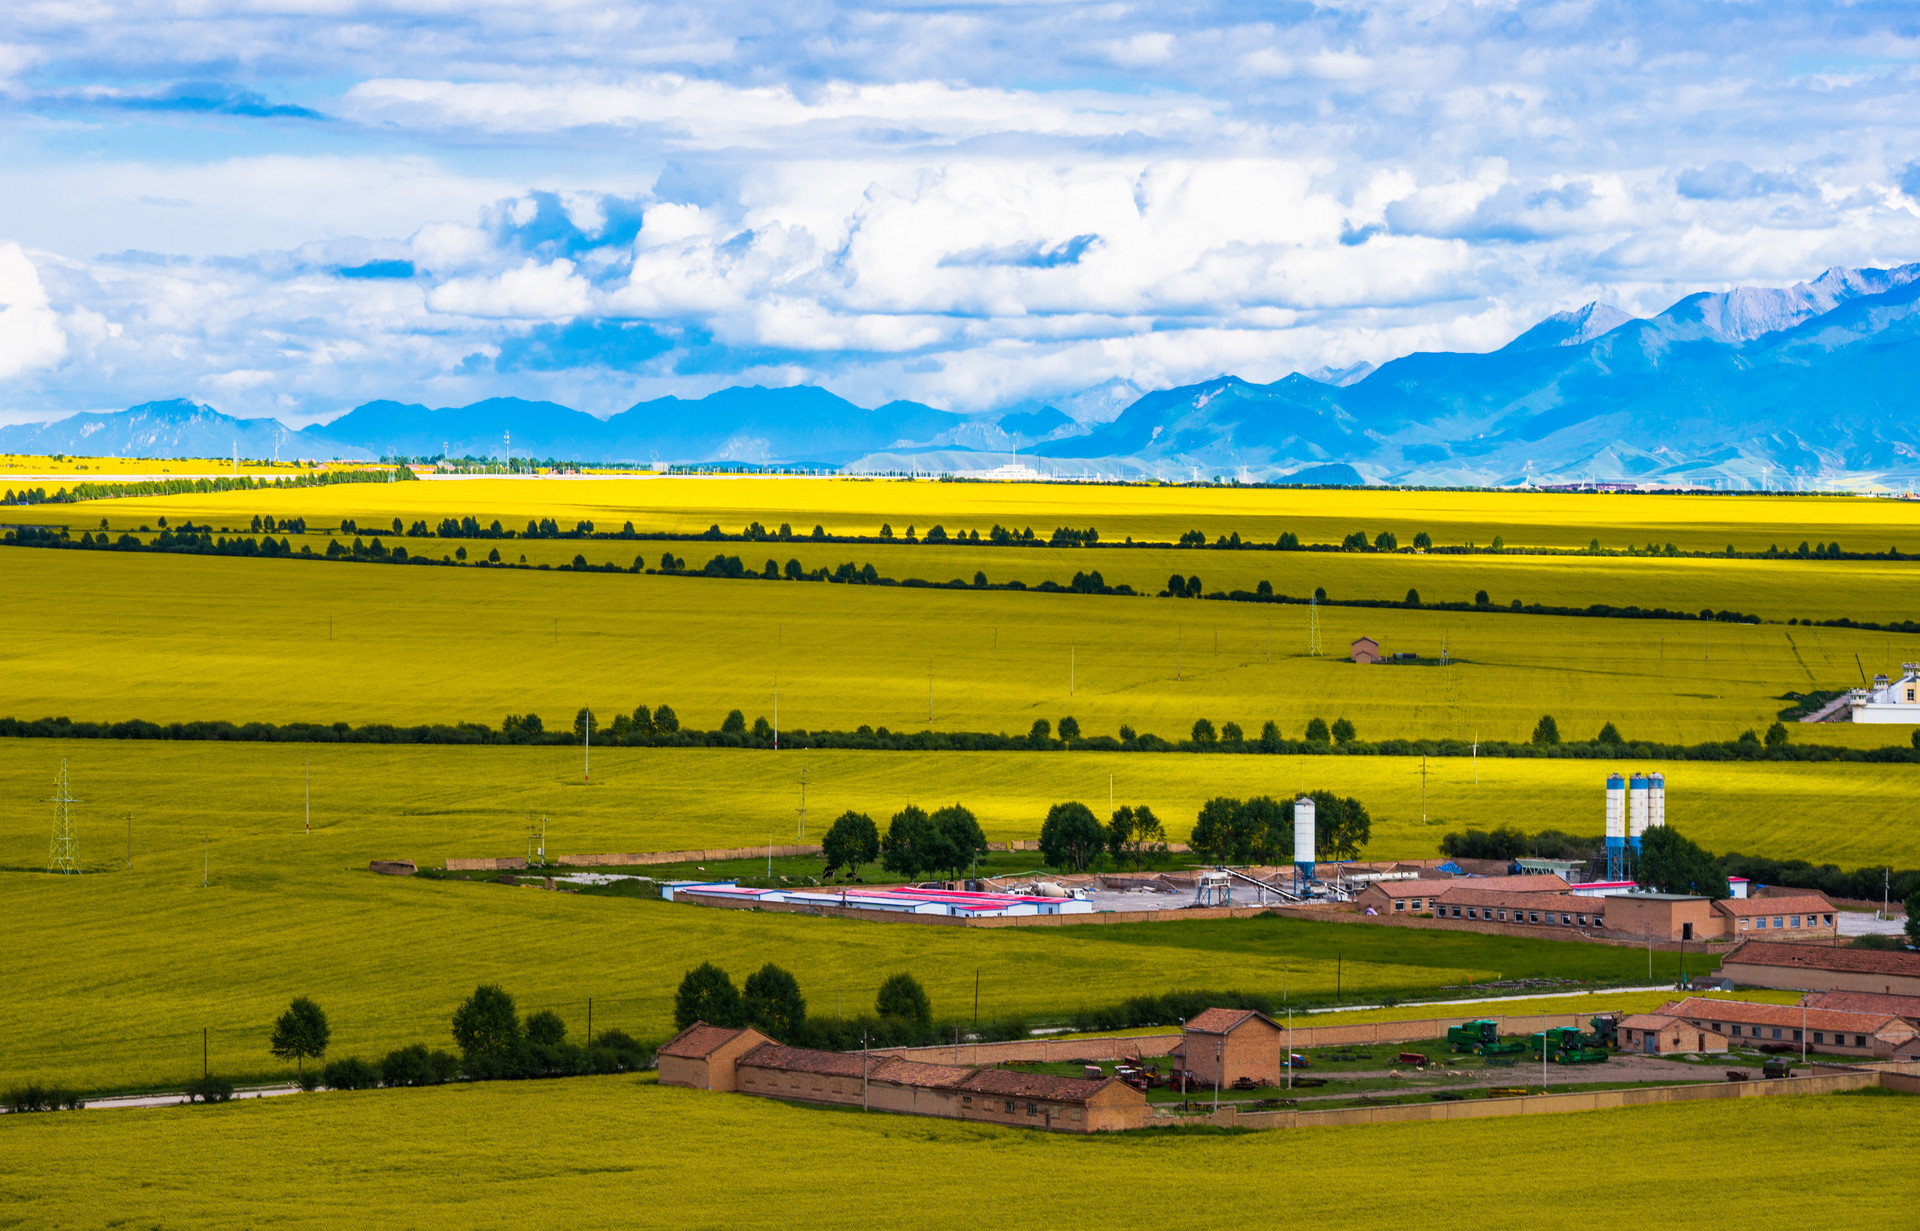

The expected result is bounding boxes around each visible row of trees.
[263,988,648,1093]
[820,804,989,880]
[1188,792,1373,866]
[1531,715,1793,749]
[675,962,936,1049]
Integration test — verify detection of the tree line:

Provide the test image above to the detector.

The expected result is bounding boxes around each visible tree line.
[675,962,938,1050]
[0,465,413,506]
[8,708,1920,765]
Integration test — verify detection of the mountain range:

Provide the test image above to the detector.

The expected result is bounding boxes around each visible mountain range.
[5,262,1918,487]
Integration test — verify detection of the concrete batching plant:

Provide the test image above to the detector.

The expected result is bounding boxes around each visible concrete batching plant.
[1293,795,1316,893]
[1605,772,1666,882]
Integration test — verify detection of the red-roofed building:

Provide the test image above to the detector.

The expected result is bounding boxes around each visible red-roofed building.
[1181,1007,1287,1088]
[1721,940,1920,997]
[1656,996,1919,1058]
[1803,990,1920,1025]
[1616,1013,1729,1055]
[656,1022,777,1091]
[1712,895,1838,939]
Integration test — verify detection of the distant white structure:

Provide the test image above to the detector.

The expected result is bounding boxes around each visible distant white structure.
[1850,664,1920,723]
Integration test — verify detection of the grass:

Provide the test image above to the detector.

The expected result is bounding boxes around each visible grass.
[0,1075,1910,1228]
[6,740,1920,872]
[8,547,1919,746]
[14,473,1920,552]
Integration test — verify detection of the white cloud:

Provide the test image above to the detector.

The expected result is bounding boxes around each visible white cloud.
[1103,33,1176,68]
[427,259,593,319]
[0,244,68,381]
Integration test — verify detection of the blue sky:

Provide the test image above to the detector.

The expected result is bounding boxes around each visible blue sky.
[1,1,1918,425]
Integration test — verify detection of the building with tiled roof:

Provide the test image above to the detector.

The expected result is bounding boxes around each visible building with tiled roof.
[1428,888,1608,932]
[1712,895,1837,939]
[1616,1013,1729,1055]
[656,1022,776,1092]
[1657,996,1919,1058]
[723,1040,1149,1132]
[1721,940,1920,997]
[1804,989,1920,1024]
[1179,1007,1288,1088]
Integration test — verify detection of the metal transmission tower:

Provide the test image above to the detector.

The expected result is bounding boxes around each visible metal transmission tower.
[1307,595,1321,657]
[49,759,78,874]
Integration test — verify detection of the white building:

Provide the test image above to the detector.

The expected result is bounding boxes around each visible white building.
[1849,664,1920,723]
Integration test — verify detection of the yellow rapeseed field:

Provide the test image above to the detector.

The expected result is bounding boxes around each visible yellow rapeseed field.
[10,472,1920,550]
[6,548,1916,745]
[0,1075,1909,1228]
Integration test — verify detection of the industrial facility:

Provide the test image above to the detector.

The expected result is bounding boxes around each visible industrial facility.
[660,883,1094,917]
[1847,663,1920,722]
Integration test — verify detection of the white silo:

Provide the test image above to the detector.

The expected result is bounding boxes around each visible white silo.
[1605,774,1626,881]
[1628,772,1649,855]
[1648,772,1666,831]
[1293,796,1316,886]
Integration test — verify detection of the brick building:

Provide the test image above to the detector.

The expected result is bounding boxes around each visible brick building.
[1803,990,1920,1025]
[1604,892,1723,942]
[656,1022,775,1091]
[1428,888,1606,931]
[1356,874,1568,918]
[1720,940,1920,997]
[1179,1008,1288,1087]
[1654,996,1919,1058]
[1616,1013,1730,1054]
[1712,895,1838,939]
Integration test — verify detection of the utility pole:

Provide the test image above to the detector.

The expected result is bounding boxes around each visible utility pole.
[928,659,933,721]
[203,838,209,888]
[584,705,591,784]
[1421,756,1428,824]
[1177,627,1182,681]
[797,766,807,841]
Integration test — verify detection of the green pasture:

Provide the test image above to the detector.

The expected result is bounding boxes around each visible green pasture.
[11,473,1920,552]
[8,548,1918,744]
[0,1076,1907,1229]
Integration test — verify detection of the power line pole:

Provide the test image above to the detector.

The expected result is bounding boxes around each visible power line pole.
[798,765,807,841]
[49,759,78,874]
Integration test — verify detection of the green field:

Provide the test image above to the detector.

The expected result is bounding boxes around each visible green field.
[0,1076,1909,1229]
[7,548,1917,746]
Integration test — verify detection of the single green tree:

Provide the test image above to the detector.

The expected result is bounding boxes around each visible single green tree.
[653,704,679,733]
[673,962,743,1030]
[452,984,521,1058]
[1191,718,1218,744]
[524,1009,567,1046]
[822,810,881,878]
[1637,827,1729,899]
[1259,720,1282,752]
[721,709,747,735]
[629,705,656,736]
[1330,717,1356,745]
[1235,796,1290,865]
[1057,716,1081,742]
[1221,721,1243,743]
[1531,715,1561,745]
[1304,716,1331,743]
[876,973,931,1028]
[1190,796,1244,864]
[929,804,988,878]
[1309,791,1374,860]
[573,707,596,742]
[742,964,807,1039]
[1028,718,1052,745]
[1405,588,1421,606]
[1764,721,1789,748]
[1596,721,1623,745]
[269,996,331,1079]
[883,804,945,880]
[1038,801,1105,871]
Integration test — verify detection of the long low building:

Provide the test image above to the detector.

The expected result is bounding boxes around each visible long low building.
[663,882,1093,917]
[658,1022,1151,1132]
[1616,1014,1730,1054]
[1721,939,1920,997]
[1654,996,1920,1058]
[1360,882,1837,943]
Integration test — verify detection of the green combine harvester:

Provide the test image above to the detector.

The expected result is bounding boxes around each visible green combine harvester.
[1528,1026,1610,1065]
[1445,1019,1527,1056]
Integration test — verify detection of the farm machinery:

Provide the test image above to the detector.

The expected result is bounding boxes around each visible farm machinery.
[1529,1026,1610,1065]
[1446,1019,1527,1057]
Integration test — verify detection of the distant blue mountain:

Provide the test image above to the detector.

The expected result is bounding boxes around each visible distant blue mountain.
[6,263,1918,486]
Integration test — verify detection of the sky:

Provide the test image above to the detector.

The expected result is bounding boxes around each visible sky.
[1,1,1919,426]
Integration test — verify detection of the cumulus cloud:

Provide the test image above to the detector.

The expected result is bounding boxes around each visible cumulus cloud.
[0,244,68,381]
[2,1,1920,419]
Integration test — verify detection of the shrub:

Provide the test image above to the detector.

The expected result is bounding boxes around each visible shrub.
[380,1044,460,1087]
[7,1084,84,1112]
[185,1074,236,1103]
[321,1057,379,1090]
[743,964,808,1039]
[1191,718,1217,744]
[1330,717,1356,745]
[876,973,932,1028]
[1304,716,1330,744]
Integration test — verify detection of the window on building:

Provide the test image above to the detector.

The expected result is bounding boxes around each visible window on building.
[1730,1025,1741,1036]
[1394,900,1405,911]
[1712,1023,1722,1032]
[1772,917,1783,928]
[1793,1030,1802,1042]
[1790,916,1801,928]
[1813,1033,1824,1045]
[1594,916,1605,928]
[1467,908,1478,919]
[1578,915,1589,926]
[1452,907,1463,918]
[1855,1035,1867,1047]
[1005,1100,1016,1112]
[1739,919,1749,929]
[1529,912,1540,923]
[1772,1028,1783,1040]
[1823,914,1833,925]
[1498,910,1508,921]
[1026,1102,1038,1116]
